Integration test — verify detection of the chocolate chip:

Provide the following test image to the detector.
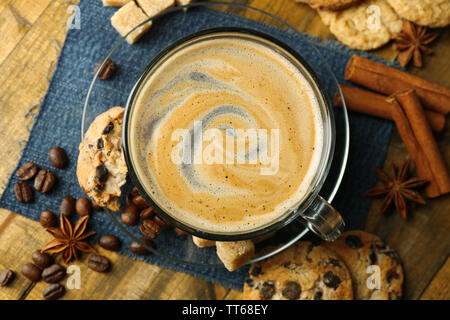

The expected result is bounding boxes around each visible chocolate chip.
[386,269,400,283]
[369,252,377,265]
[97,138,104,149]
[260,282,275,300]
[328,258,341,267]
[250,265,262,277]
[102,122,114,134]
[382,250,400,264]
[245,278,254,287]
[282,281,301,300]
[16,162,38,181]
[96,165,108,183]
[314,290,323,300]
[345,235,363,249]
[323,271,341,290]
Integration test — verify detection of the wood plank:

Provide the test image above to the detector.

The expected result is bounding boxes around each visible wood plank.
[420,257,450,300]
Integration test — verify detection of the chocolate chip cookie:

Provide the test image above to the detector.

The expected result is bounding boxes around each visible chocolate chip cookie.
[323,230,404,300]
[77,107,127,211]
[387,0,450,28]
[243,241,353,300]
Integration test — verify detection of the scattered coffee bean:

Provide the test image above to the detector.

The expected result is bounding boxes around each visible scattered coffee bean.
[40,210,57,228]
[126,193,134,206]
[139,219,161,239]
[132,195,149,209]
[32,250,53,269]
[16,162,38,181]
[43,283,65,300]
[76,197,92,216]
[131,186,140,197]
[0,269,15,287]
[34,169,56,193]
[14,181,33,203]
[49,147,68,169]
[129,238,155,255]
[21,263,42,282]
[94,58,116,80]
[174,228,188,236]
[91,199,102,211]
[140,207,154,219]
[153,215,172,228]
[88,254,111,273]
[60,195,76,218]
[98,234,121,251]
[121,204,140,226]
[42,264,66,283]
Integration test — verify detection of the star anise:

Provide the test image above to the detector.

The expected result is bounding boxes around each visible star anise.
[393,21,438,68]
[42,214,96,263]
[364,160,427,219]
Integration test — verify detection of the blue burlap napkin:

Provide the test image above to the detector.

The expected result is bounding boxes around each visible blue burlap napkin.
[0,1,394,290]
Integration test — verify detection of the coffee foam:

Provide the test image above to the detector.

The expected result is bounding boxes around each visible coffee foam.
[129,33,325,234]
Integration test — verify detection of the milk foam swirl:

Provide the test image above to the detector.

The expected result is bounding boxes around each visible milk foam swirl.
[129,35,325,233]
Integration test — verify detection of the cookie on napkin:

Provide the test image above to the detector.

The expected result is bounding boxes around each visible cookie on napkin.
[77,106,127,212]
[323,230,404,300]
[243,241,353,300]
[318,0,403,50]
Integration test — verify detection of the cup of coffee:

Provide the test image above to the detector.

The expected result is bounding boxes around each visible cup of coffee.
[123,27,344,241]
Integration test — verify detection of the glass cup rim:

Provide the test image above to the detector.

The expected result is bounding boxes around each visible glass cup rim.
[122,26,336,241]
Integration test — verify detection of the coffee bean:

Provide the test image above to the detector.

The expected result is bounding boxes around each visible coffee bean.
[40,210,57,228]
[34,169,56,193]
[0,269,15,287]
[21,263,42,282]
[43,283,65,300]
[131,186,140,197]
[94,59,116,80]
[129,238,155,255]
[91,199,102,211]
[153,215,172,227]
[174,227,188,236]
[60,195,76,218]
[32,250,53,269]
[121,204,140,226]
[76,197,92,216]
[49,147,68,169]
[132,195,149,209]
[98,234,121,251]
[139,219,161,239]
[140,207,154,219]
[14,181,33,203]
[126,193,134,206]
[88,254,111,273]
[16,162,38,181]
[42,264,66,283]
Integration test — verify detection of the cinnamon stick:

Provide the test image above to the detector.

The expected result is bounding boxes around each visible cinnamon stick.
[334,85,445,132]
[388,97,441,198]
[345,55,450,115]
[394,89,450,196]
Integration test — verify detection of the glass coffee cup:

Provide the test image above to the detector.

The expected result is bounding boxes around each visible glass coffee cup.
[122,27,344,242]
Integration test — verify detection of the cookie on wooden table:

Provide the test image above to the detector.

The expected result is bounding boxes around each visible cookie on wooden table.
[318,0,403,50]
[294,0,362,11]
[243,241,353,300]
[77,107,127,212]
[387,0,450,28]
[323,230,404,300]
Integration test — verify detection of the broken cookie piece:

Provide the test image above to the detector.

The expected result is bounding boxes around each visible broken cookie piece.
[111,1,152,44]
[216,240,255,272]
[192,236,216,248]
[102,0,133,7]
[77,107,127,212]
[136,0,175,17]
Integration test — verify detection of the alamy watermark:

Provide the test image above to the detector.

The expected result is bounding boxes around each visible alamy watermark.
[170,121,280,175]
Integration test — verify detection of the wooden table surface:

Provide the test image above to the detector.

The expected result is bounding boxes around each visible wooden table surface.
[0,0,448,300]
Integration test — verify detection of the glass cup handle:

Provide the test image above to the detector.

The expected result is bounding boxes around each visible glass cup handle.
[299,195,345,241]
